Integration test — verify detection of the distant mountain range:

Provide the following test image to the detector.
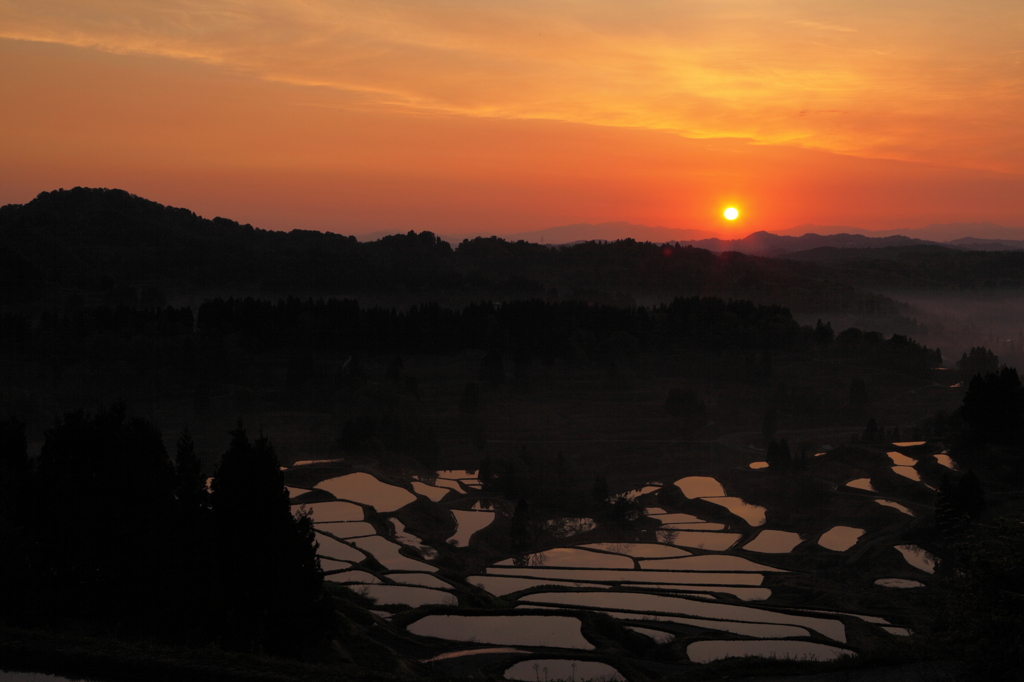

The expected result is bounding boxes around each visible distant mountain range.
[358,220,1024,254]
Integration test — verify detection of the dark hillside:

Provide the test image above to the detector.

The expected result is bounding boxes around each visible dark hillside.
[1,188,902,317]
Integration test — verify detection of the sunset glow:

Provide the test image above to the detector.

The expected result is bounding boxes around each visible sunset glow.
[724,208,739,221]
[2,1,1023,236]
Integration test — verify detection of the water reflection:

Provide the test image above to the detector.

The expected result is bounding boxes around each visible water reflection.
[703,497,766,526]
[887,452,916,466]
[845,479,875,492]
[891,466,921,482]
[301,500,364,523]
[655,530,741,550]
[519,592,845,641]
[628,626,675,643]
[580,542,691,559]
[496,548,633,569]
[390,519,438,560]
[504,660,623,681]
[314,532,368,562]
[470,575,613,597]
[411,481,450,502]
[408,614,595,649]
[749,461,769,469]
[934,454,958,470]
[639,555,784,572]
[875,500,915,516]
[448,509,495,546]
[315,473,416,512]
[358,584,452,608]
[687,640,855,664]
[489,566,765,585]
[675,477,726,499]
[349,536,438,572]
[315,521,376,539]
[875,578,925,588]
[894,545,938,573]
[742,530,802,553]
[817,526,864,552]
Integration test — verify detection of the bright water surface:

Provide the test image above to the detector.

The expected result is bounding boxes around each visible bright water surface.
[519,592,845,641]
[742,530,802,553]
[580,543,691,559]
[655,530,741,550]
[315,473,416,512]
[817,526,864,552]
[895,545,938,573]
[504,660,623,682]
[887,452,916,466]
[875,578,925,588]
[845,479,875,492]
[408,615,594,649]
[703,497,766,526]
[875,500,915,516]
[300,500,364,523]
[496,548,634,569]
[687,640,855,664]
[349,535,438,572]
[675,477,726,499]
[448,509,495,546]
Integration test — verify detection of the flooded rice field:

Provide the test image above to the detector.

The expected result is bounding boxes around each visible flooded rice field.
[887,452,917,466]
[845,478,875,492]
[876,499,915,516]
[408,615,595,649]
[675,476,726,499]
[817,526,865,551]
[349,536,438,572]
[655,530,742,550]
[315,521,376,539]
[519,592,846,641]
[686,640,855,663]
[279,436,947,677]
[448,509,495,546]
[315,473,416,512]
[504,659,624,681]
[580,542,691,559]
[742,530,803,553]
[357,584,451,608]
[891,466,922,481]
[496,548,635,569]
[300,500,364,523]
[875,578,926,588]
[488,566,766,586]
[895,545,939,573]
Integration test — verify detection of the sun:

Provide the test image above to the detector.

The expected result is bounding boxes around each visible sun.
[724,207,739,221]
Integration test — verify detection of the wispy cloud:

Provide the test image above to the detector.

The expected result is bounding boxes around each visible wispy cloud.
[1,0,1022,172]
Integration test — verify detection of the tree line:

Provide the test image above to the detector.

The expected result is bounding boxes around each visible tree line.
[0,406,328,655]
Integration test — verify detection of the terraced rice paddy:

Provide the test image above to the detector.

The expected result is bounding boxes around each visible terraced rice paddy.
[876,500,915,516]
[448,509,495,546]
[817,526,865,552]
[315,473,416,512]
[895,545,939,573]
[742,530,802,553]
[280,439,943,677]
[408,615,595,649]
[687,640,855,663]
[504,659,624,681]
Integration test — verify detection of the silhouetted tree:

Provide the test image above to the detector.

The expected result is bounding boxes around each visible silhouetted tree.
[958,347,999,381]
[961,367,1024,446]
[210,424,325,654]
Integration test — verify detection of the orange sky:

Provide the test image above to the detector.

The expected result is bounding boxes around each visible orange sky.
[2,0,1023,237]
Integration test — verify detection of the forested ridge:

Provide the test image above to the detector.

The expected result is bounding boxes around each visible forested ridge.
[0,187,903,315]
